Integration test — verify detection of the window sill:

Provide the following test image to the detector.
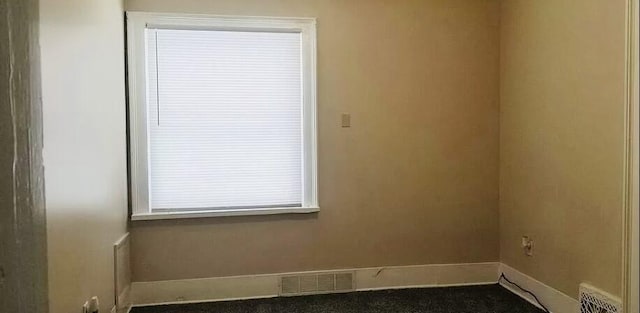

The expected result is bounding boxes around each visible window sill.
[130,206,319,221]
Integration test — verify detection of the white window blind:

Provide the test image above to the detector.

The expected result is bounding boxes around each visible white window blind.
[145,28,304,211]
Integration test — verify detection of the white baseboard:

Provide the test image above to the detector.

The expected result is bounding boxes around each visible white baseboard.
[116,285,131,312]
[131,262,500,306]
[131,262,584,313]
[499,263,578,313]
[111,304,132,313]
[114,304,132,313]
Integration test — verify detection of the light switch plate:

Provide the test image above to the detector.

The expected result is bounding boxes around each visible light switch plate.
[341,113,351,127]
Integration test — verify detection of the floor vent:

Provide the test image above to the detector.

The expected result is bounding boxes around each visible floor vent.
[579,283,621,313]
[280,272,355,296]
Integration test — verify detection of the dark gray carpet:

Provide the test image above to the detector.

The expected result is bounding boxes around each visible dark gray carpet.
[131,284,544,313]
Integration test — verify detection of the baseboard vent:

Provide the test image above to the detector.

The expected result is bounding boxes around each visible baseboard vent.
[579,283,621,313]
[280,272,354,296]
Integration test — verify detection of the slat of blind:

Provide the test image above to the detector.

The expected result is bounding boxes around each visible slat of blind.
[146,28,303,210]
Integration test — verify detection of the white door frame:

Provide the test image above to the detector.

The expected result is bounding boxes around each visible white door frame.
[0,1,48,312]
[623,0,639,312]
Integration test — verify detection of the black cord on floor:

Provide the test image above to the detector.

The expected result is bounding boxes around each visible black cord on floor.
[498,273,551,313]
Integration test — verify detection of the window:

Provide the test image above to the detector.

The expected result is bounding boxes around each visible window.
[127,13,317,220]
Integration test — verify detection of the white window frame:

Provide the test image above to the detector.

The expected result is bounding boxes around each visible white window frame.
[126,12,318,220]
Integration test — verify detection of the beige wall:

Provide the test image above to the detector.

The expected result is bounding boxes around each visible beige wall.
[125,0,501,282]
[499,0,627,298]
[40,0,129,312]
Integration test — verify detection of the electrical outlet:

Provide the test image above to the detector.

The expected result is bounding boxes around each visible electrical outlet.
[521,236,534,256]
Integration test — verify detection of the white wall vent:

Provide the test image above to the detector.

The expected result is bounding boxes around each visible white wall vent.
[579,283,622,313]
[280,272,355,296]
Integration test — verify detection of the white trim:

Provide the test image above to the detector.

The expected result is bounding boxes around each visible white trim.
[499,264,578,313]
[130,262,500,306]
[623,1,639,312]
[113,305,132,313]
[127,11,317,31]
[127,12,151,218]
[114,233,131,312]
[131,206,319,221]
[125,12,318,219]
[301,16,319,210]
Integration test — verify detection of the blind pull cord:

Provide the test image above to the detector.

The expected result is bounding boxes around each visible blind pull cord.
[155,31,161,126]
